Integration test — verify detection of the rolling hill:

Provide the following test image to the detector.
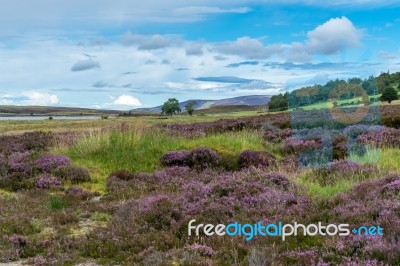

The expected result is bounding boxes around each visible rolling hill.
[131,95,271,113]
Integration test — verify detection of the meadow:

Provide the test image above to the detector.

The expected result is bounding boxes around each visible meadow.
[0,105,400,265]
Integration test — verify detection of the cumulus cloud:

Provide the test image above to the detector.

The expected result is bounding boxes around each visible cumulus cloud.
[113,95,142,107]
[71,59,101,71]
[286,42,313,63]
[186,44,203,56]
[215,37,285,59]
[306,16,363,55]
[22,91,59,105]
[0,91,59,106]
[121,33,181,50]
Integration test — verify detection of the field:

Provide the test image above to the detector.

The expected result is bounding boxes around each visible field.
[0,105,400,265]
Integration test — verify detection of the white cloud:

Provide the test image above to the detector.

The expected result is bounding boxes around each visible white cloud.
[113,95,142,107]
[186,43,204,56]
[121,33,182,50]
[306,16,363,55]
[0,91,59,106]
[22,91,59,105]
[215,37,285,59]
[286,42,313,63]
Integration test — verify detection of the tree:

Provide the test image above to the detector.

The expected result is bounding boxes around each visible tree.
[161,98,181,115]
[268,92,288,112]
[380,86,399,104]
[185,100,197,116]
[362,94,370,106]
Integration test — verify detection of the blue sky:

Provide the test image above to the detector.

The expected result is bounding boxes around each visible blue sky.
[0,0,400,110]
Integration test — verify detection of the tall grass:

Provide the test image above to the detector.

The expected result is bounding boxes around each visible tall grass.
[55,125,265,184]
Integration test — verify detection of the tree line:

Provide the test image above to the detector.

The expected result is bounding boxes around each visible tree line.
[268,71,400,112]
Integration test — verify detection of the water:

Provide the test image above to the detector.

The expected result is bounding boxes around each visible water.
[0,116,101,121]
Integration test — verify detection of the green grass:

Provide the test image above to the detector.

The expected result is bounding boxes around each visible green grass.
[53,126,265,191]
[288,95,381,111]
[348,147,381,164]
[296,178,354,198]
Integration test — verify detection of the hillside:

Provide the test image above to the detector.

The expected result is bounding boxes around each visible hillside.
[131,95,270,113]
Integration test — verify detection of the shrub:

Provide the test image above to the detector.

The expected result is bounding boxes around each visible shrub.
[107,170,135,181]
[238,150,276,169]
[52,211,79,225]
[53,165,91,183]
[35,154,71,173]
[35,174,63,189]
[0,172,35,191]
[7,151,33,174]
[160,150,190,167]
[105,170,135,191]
[187,147,220,170]
[283,138,322,154]
[264,173,291,190]
[64,186,92,200]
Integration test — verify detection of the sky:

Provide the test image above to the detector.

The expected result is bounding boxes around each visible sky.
[0,0,400,110]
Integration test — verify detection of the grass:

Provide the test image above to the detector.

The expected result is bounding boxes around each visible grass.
[296,178,354,198]
[53,126,265,191]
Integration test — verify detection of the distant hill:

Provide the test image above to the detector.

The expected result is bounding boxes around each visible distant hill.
[132,95,271,113]
[0,105,120,116]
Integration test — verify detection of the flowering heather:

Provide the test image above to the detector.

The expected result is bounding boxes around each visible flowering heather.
[35,174,63,189]
[53,165,91,183]
[263,128,292,143]
[0,131,53,156]
[184,244,216,257]
[186,147,220,170]
[7,151,33,174]
[330,160,374,174]
[283,137,322,154]
[160,150,190,167]
[238,150,276,169]
[108,170,135,181]
[64,186,92,200]
[381,174,400,193]
[153,166,192,184]
[7,234,28,247]
[119,194,182,230]
[357,126,400,147]
[35,154,71,173]
[264,172,291,190]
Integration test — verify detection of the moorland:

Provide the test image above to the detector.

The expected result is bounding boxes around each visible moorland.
[0,98,400,265]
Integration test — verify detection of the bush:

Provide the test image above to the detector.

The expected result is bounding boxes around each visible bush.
[264,172,291,190]
[105,170,135,192]
[35,174,63,189]
[160,150,190,167]
[35,154,71,173]
[0,172,35,191]
[64,186,92,200]
[187,147,220,170]
[53,165,91,183]
[107,170,135,181]
[238,150,276,169]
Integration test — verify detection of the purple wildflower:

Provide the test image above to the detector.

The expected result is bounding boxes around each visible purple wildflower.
[35,154,70,172]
